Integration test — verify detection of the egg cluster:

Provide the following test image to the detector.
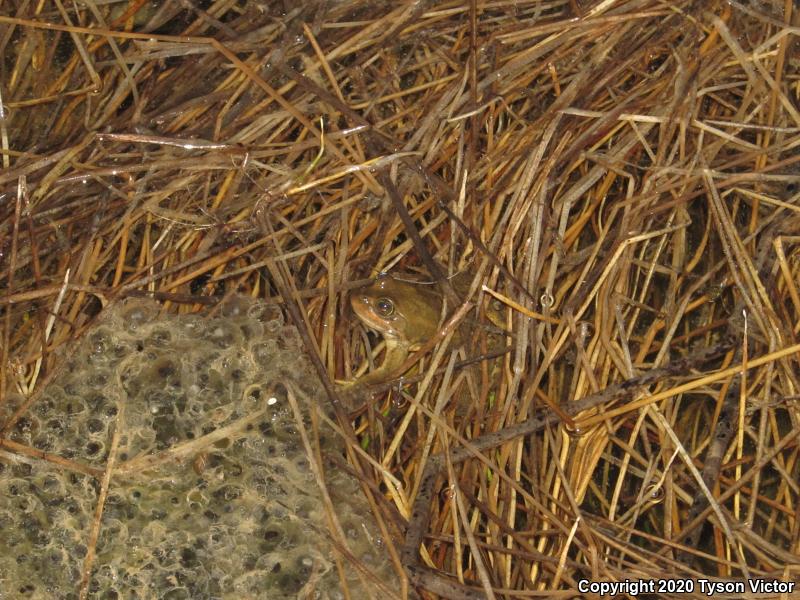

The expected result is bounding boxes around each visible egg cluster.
[0,297,395,599]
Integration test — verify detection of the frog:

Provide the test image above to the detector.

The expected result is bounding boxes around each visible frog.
[345,273,504,389]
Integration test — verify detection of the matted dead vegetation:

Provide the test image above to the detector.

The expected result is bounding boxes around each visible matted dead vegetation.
[2,0,800,598]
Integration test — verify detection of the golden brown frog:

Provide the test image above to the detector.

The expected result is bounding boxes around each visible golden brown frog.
[346,273,503,388]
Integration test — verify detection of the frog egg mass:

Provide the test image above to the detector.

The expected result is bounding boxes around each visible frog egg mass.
[0,297,396,599]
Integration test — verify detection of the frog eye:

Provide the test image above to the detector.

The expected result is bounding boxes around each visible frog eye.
[375,297,395,317]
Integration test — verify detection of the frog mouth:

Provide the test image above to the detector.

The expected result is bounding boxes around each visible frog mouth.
[358,318,398,340]
[353,309,401,342]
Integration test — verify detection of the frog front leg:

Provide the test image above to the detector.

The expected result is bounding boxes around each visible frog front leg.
[340,338,410,391]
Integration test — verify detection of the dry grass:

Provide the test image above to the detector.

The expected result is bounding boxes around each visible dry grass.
[2,0,800,597]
